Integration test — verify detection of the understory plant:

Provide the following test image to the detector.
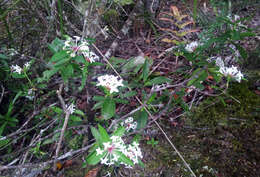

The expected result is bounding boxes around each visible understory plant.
[0,1,257,176]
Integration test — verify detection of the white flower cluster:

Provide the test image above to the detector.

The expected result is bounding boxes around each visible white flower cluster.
[219,65,244,83]
[209,57,244,83]
[10,61,31,74]
[185,41,199,53]
[96,75,124,94]
[96,136,142,167]
[66,103,75,114]
[120,117,137,132]
[63,36,99,63]
[227,14,247,28]
[25,88,35,100]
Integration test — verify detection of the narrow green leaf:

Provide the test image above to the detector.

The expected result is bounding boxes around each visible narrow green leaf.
[145,76,171,86]
[50,50,68,63]
[0,123,7,136]
[136,110,148,129]
[79,65,88,91]
[51,106,63,114]
[70,115,82,122]
[48,38,64,53]
[73,55,85,63]
[93,96,106,101]
[234,43,247,59]
[115,151,134,166]
[112,126,125,137]
[41,68,59,81]
[60,64,74,83]
[74,109,85,116]
[122,91,137,98]
[98,124,110,142]
[86,150,106,165]
[142,59,149,82]
[92,101,104,110]
[113,98,128,104]
[102,98,115,120]
[0,54,8,59]
[90,126,101,143]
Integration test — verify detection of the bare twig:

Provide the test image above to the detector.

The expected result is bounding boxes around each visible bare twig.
[0,144,92,171]
[53,84,71,171]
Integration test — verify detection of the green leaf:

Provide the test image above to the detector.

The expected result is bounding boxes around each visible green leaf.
[0,123,7,136]
[48,38,64,53]
[42,138,55,145]
[74,55,85,63]
[0,136,10,148]
[98,124,110,142]
[79,65,88,91]
[93,96,106,101]
[53,57,70,67]
[138,159,145,168]
[115,151,134,166]
[136,110,148,129]
[60,64,74,83]
[142,59,149,82]
[234,43,248,59]
[112,126,125,137]
[145,77,171,86]
[70,115,82,122]
[74,109,85,116]
[122,56,145,73]
[0,54,8,59]
[90,126,102,143]
[113,98,129,104]
[50,50,69,63]
[86,150,106,165]
[41,68,59,81]
[101,98,115,120]
[51,106,63,114]
[92,101,104,110]
[121,91,137,98]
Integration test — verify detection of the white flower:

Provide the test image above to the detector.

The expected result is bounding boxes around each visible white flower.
[96,147,104,155]
[25,88,35,100]
[103,142,111,150]
[101,157,109,165]
[82,51,99,63]
[185,41,199,53]
[120,117,137,132]
[67,103,75,114]
[215,57,225,68]
[219,65,244,82]
[98,135,142,167]
[24,62,30,69]
[11,65,22,74]
[96,75,124,94]
[63,36,99,63]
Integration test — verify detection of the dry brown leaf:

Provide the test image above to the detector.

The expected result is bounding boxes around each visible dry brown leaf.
[56,162,63,170]
[84,167,99,177]
[171,6,180,17]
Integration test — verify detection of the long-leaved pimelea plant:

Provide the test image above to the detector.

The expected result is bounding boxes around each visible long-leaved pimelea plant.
[179,13,255,91]
[85,124,143,168]
[38,35,100,90]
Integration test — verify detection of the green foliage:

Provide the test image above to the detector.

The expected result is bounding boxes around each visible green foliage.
[0,91,22,136]
[147,138,158,148]
[113,0,134,6]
